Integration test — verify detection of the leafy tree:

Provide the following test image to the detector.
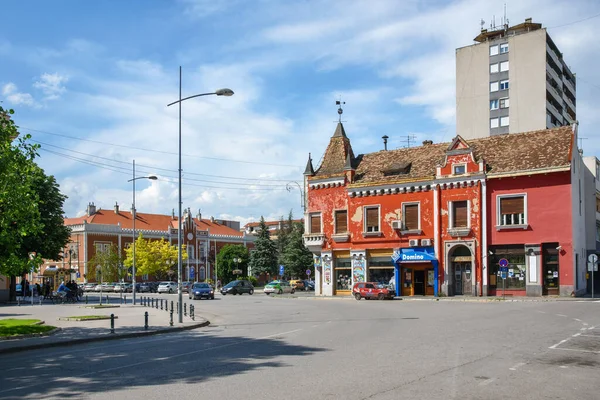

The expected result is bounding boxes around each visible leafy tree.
[87,244,125,283]
[216,244,249,284]
[248,216,278,277]
[123,235,186,280]
[282,222,313,279]
[276,210,295,265]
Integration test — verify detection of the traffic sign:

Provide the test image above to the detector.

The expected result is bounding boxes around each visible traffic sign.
[500,266,508,273]
[500,271,507,279]
[76,272,80,278]
[498,258,509,268]
[588,254,598,264]
[279,265,285,275]
[190,267,195,279]
[306,269,311,276]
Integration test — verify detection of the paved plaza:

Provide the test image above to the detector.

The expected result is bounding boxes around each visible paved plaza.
[0,293,598,399]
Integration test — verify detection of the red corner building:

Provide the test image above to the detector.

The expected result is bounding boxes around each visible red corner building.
[304,123,591,297]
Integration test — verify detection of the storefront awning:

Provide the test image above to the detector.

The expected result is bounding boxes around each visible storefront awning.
[43,267,58,276]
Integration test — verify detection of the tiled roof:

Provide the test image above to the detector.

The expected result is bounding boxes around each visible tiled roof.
[314,123,355,177]
[350,126,573,185]
[244,219,303,228]
[64,209,244,237]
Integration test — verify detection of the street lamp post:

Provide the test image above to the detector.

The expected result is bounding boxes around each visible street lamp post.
[286,181,306,213]
[233,257,242,278]
[128,159,157,306]
[167,66,234,323]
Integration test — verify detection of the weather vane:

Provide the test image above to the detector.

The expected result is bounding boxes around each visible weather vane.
[336,99,345,123]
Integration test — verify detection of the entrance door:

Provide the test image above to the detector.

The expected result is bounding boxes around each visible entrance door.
[414,270,425,295]
[454,264,463,295]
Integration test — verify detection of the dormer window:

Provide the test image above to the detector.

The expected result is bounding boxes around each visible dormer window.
[382,162,411,177]
[453,164,466,175]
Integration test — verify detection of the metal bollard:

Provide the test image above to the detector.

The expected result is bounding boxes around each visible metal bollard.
[176,302,179,315]
[151,298,154,308]
[110,314,115,334]
[170,310,174,326]
[85,295,88,304]
[144,311,149,330]
[184,303,187,317]
[190,305,195,321]
[124,295,127,304]
[171,301,174,312]
[156,299,159,310]
[160,299,163,310]
[106,295,109,304]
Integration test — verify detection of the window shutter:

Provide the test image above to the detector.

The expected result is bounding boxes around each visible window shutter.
[500,197,524,215]
[310,215,321,233]
[404,204,419,230]
[366,208,379,230]
[335,210,347,234]
[453,201,468,227]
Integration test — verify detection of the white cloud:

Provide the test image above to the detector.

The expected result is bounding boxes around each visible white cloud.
[33,73,68,100]
[2,82,36,107]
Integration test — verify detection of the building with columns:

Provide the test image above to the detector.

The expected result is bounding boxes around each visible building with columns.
[304,122,593,297]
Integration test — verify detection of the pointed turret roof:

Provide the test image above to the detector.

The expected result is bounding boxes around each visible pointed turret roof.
[303,153,315,176]
[314,122,355,177]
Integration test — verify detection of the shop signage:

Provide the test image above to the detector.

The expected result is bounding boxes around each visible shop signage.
[393,248,437,263]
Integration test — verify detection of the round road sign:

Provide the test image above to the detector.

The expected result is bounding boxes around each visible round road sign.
[498,258,509,268]
[306,269,311,276]
[588,254,598,264]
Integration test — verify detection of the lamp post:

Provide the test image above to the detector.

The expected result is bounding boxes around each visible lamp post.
[286,181,306,213]
[167,66,234,323]
[128,159,157,306]
[233,257,242,278]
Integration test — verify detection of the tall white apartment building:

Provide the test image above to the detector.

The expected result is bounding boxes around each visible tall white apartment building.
[456,18,576,139]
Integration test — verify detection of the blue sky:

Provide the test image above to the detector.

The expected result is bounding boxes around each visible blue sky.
[2,0,599,226]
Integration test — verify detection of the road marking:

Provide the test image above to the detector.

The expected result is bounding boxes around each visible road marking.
[574,318,582,322]
[559,366,568,369]
[550,347,600,355]
[556,314,568,317]
[549,339,569,349]
[572,333,582,337]
[478,378,495,386]
[536,311,546,314]
[509,362,526,371]
[579,334,600,338]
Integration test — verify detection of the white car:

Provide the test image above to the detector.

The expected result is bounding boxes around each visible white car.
[157,281,177,294]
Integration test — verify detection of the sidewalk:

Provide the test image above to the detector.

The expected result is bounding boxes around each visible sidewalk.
[0,299,209,355]
[302,294,600,302]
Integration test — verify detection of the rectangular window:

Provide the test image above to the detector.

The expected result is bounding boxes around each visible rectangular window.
[500,116,509,127]
[490,63,499,73]
[490,118,499,128]
[452,201,468,228]
[365,207,379,232]
[498,196,526,226]
[403,203,419,231]
[499,98,509,108]
[500,79,509,90]
[310,214,321,234]
[453,164,466,175]
[500,43,509,53]
[335,210,348,234]
[490,45,499,56]
[500,61,509,72]
[490,81,499,92]
[490,99,499,110]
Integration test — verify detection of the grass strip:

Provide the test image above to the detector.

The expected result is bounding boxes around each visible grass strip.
[60,315,114,321]
[0,319,55,337]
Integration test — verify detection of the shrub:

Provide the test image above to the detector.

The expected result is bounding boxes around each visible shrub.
[239,275,258,286]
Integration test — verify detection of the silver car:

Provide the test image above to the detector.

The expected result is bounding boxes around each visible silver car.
[157,281,177,294]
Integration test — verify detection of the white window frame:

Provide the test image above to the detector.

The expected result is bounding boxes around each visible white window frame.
[500,43,509,54]
[449,200,471,229]
[490,63,499,73]
[309,213,322,234]
[490,81,499,92]
[364,206,380,233]
[497,194,527,226]
[500,116,509,127]
[490,45,499,56]
[94,242,111,254]
[500,61,509,72]
[500,79,509,90]
[499,97,509,109]
[490,99,499,110]
[453,164,466,175]
[401,202,420,231]
[490,118,499,129]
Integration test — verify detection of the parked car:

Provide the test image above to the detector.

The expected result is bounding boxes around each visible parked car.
[114,283,132,293]
[220,280,254,295]
[181,281,192,293]
[148,282,159,293]
[95,283,114,292]
[290,280,305,291]
[138,283,152,293]
[127,283,140,293]
[264,280,295,295]
[352,282,394,300]
[189,283,215,300]
[157,281,177,294]
[83,283,97,292]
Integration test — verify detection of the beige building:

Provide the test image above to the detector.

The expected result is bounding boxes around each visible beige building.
[456,18,576,139]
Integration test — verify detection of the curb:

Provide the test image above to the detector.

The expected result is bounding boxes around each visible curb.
[0,319,210,355]
[58,316,117,321]
[0,327,62,341]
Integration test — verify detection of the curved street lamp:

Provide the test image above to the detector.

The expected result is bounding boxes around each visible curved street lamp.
[128,159,157,305]
[167,66,234,323]
[286,181,305,213]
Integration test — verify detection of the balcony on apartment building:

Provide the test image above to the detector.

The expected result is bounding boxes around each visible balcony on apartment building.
[546,43,562,70]
[546,97,564,125]
[563,75,576,96]
[546,79,563,105]
[546,60,562,85]
[303,233,326,251]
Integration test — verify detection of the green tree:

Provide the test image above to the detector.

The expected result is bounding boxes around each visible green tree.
[248,216,278,277]
[216,244,249,284]
[87,244,125,283]
[282,222,313,278]
[123,235,186,280]
[275,210,296,265]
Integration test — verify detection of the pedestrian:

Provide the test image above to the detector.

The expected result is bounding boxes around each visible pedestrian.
[35,283,41,297]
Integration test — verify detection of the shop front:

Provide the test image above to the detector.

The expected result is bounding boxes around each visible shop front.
[392,247,439,297]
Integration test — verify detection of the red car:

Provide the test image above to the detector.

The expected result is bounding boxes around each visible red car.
[352,282,394,300]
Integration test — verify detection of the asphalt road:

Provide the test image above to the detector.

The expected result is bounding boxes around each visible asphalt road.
[0,294,598,400]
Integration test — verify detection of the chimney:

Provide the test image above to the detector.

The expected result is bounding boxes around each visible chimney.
[382,135,389,151]
[197,209,202,220]
[172,208,175,219]
[114,202,119,214]
[87,202,96,216]
[422,140,433,146]
[210,216,215,223]
[525,17,532,23]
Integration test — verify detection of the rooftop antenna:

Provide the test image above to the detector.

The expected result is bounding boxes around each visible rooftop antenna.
[399,134,417,148]
[480,18,485,30]
[503,3,509,30]
[336,99,346,123]
[578,137,587,152]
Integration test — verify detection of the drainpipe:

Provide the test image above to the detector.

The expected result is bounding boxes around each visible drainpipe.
[433,184,440,296]
[480,180,487,297]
